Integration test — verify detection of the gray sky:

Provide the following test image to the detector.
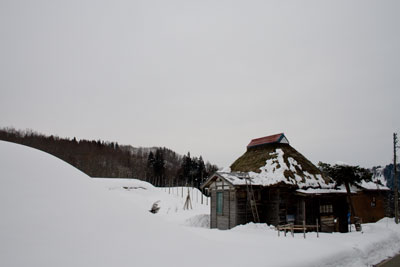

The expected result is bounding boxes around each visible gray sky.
[1,0,399,168]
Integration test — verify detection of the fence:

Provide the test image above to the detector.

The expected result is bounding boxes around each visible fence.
[160,186,210,206]
[277,219,319,238]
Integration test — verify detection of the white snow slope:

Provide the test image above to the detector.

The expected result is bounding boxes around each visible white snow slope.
[1,141,400,267]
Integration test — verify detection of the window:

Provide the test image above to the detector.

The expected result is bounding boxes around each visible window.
[319,204,333,214]
[216,192,223,214]
[371,197,376,207]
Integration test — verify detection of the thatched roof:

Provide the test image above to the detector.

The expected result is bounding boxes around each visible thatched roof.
[229,142,333,189]
[202,134,387,191]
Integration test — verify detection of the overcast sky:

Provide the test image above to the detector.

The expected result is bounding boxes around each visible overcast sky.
[1,0,399,168]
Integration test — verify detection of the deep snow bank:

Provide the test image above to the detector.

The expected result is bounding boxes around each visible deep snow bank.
[0,141,212,267]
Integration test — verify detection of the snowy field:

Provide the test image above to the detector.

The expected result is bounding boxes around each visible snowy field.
[1,140,400,267]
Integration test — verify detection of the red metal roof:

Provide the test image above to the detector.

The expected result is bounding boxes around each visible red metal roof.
[247,133,285,148]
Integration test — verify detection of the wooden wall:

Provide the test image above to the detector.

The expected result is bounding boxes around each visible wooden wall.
[262,187,280,226]
[352,190,387,223]
[235,188,251,225]
[210,189,217,228]
[209,178,237,230]
[208,180,353,232]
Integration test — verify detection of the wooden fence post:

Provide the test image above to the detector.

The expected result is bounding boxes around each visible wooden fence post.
[317,219,319,238]
[291,223,294,237]
[303,220,306,239]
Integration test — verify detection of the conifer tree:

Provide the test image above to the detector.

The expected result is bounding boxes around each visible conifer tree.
[146,151,155,184]
[318,162,372,228]
[154,148,165,186]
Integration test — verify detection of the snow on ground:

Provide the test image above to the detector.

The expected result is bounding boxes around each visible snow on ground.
[1,140,400,267]
[91,178,210,226]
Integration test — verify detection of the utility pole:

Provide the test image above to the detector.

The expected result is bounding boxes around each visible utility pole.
[394,133,398,224]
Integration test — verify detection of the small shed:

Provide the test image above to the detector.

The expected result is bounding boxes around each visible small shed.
[351,169,390,223]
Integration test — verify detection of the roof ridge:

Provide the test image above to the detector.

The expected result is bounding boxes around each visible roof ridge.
[247,133,287,148]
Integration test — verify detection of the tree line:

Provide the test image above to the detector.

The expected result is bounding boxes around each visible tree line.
[0,127,218,188]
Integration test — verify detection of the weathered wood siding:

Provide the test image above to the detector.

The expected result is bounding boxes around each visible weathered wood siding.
[208,179,351,232]
[229,190,237,228]
[300,194,348,232]
[352,191,387,223]
[264,188,280,226]
[209,178,237,230]
[235,187,266,226]
[210,189,217,228]
[236,188,249,225]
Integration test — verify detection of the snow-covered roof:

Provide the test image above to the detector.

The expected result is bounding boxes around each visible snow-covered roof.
[207,148,334,189]
[204,135,389,191]
[205,148,389,192]
[356,167,389,190]
[296,185,356,195]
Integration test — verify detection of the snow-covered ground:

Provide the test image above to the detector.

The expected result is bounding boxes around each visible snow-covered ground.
[1,140,400,267]
[92,178,211,227]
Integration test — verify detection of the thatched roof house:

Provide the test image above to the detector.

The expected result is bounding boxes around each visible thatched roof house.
[201,133,388,232]
[203,133,333,190]
[230,133,333,188]
[202,133,345,231]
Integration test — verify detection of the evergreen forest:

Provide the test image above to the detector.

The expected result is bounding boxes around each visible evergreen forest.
[0,127,218,189]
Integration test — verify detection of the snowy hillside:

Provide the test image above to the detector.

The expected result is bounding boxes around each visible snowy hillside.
[0,141,210,267]
[1,140,400,267]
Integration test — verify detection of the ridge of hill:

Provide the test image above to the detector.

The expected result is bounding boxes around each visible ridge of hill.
[0,127,217,187]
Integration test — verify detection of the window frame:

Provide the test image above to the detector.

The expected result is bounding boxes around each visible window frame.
[216,191,223,215]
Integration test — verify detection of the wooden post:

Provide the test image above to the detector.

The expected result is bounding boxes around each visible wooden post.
[201,171,203,203]
[317,219,319,238]
[291,223,294,237]
[302,199,306,226]
[394,133,398,224]
[278,225,280,237]
[206,188,209,205]
[303,220,306,239]
[183,187,193,210]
